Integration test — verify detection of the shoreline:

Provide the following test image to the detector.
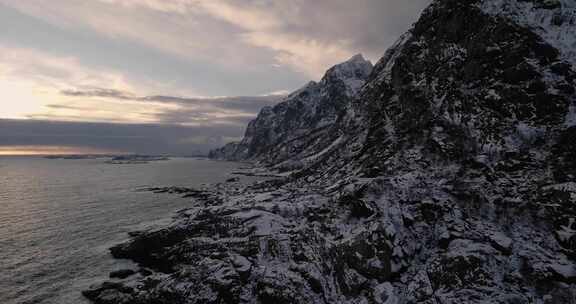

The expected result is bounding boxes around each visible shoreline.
[83,162,576,303]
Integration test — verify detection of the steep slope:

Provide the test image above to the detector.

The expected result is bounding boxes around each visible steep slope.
[209,54,373,169]
[85,1,576,303]
[306,0,576,180]
[295,0,576,300]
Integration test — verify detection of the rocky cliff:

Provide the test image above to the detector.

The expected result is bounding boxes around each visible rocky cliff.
[86,0,576,303]
[209,54,373,170]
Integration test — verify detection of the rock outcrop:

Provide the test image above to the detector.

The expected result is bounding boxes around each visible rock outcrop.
[86,1,576,303]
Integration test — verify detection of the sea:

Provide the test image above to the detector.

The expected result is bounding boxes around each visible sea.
[0,157,257,304]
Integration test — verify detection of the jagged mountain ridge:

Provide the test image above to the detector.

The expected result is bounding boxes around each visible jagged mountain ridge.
[209,54,373,169]
[308,0,576,179]
[291,0,576,300]
[85,1,576,303]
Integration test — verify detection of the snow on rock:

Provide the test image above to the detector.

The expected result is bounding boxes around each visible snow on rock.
[230,254,252,277]
[324,54,374,96]
[209,54,373,166]
[479,0,576,66]
[487,231,514,255]
[556,217,576,246]
[565,103,576,126]
[372,282,399,304]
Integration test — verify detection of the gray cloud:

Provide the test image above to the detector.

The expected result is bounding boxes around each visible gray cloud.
[2,88,285,155]
[60,88,136,99]
[55,88,284,126]
[0,119,244,155]
[59,88,284,114]
[243,0,431,59]
[1,0,431,81]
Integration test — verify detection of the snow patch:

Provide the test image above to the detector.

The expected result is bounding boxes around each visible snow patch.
[479,0,576,66]
[373,282,399,304]
[565,103,576,127]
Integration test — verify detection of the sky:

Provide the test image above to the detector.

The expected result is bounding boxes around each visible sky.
[0,0,430,155]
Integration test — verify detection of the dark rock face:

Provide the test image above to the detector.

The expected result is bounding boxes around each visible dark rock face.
[525,0,562,9]
[109,269,136,279]
[553,126,576,181]
[82,282,135,304]
[86,0,576,303]
[346,1,572,174]
[208,142,244,162]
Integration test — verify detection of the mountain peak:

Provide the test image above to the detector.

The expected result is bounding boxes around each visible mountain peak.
[321,54,373,95]
[209,56,373,163]
[343,53,372,68]
[329,54,372,73]
[348,53,368,63]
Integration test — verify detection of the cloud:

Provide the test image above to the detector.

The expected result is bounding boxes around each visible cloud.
[0,0,278,74]
[242,31,353,77]
[0,119,245,154]
[1,0,430,78]
[60,88,136,99]
[190,0,283,31]
[124,0,431,76]
[55,88,283,125]
[0,45,283,126]
[0,44,187,100]
[0,145,126,155]
[0,45,133,91]
[59,89,283,113]
[0,45,151,120]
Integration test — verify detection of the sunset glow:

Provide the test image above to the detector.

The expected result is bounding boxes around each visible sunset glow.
[0,80,46,119]
[0,146,124,155]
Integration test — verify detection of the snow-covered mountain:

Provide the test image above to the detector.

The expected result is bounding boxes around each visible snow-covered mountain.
[209,54,373,170]
[86,1,576,303]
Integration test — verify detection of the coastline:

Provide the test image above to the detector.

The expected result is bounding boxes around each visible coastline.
[83,162,576,303]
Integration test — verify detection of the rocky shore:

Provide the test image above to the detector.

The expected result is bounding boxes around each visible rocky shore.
[84,166,576,303]
[105,155,171,165]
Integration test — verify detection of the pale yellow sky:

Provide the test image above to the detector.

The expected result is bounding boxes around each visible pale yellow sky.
[0,145,124,155]
[0,80,43,119]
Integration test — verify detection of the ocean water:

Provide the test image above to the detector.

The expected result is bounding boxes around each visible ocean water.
[0,157,254,304]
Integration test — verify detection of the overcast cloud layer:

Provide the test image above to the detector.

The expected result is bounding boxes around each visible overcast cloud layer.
[0,0,430,154]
